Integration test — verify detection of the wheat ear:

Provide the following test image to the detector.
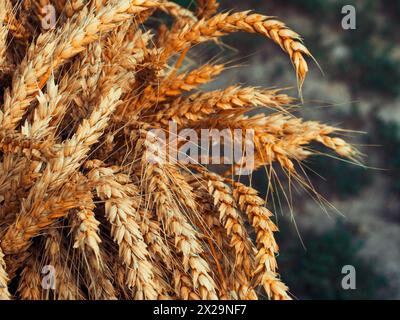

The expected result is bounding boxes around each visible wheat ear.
[186,175,232,299]
[1,175,92,258]
[231,181,291,300]
[17,254,42,300]
[0,246,11,299]
[72,202,102,265]
[146,165,218,299]
[151,86,294,125]
[162,11,311,90]
[21,75,64,140]
[70,194,117,300]
[78,42,104,112]
[139,214,174,279]
[134,64,224,112]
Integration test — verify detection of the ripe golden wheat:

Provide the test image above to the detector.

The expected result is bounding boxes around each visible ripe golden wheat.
[0,0,358,300]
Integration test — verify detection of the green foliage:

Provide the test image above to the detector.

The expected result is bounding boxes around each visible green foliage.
[277,220,390,299]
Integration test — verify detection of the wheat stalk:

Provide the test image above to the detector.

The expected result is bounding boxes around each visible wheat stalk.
[162,11,311,90]
[0,0,360,300]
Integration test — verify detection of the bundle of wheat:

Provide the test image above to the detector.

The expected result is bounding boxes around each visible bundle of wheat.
[0,0,358,300]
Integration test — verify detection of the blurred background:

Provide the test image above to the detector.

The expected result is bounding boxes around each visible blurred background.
[171,0,400,299]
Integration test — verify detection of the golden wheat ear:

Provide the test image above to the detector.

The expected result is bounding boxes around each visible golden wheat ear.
[230,181,291,300]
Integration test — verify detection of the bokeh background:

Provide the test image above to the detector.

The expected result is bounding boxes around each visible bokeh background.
[171,0,400,299]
